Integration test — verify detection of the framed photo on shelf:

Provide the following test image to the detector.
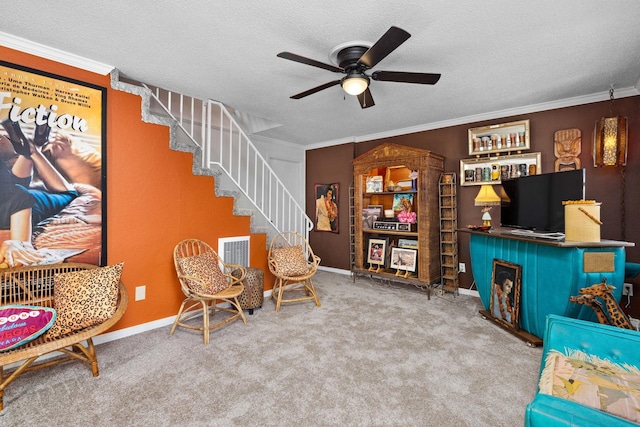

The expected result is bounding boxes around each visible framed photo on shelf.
[398,239,418,249]
[367,205,383,218]
[489,259,522,330]
[366,237,388,267]
[365,175,383,193]
[390,247,417,272]
[362,208,380,230]
[392,193,414,213]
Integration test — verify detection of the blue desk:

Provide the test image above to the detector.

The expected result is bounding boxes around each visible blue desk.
[465,228,634,341]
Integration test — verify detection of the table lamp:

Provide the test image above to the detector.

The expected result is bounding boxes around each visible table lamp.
[474,184,501,227]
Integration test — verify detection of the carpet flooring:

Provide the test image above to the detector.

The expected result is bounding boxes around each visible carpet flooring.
[1,270,542,426]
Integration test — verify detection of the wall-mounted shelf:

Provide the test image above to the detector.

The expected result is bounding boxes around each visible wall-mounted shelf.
[460,152,541,186]
[468,119,530,156]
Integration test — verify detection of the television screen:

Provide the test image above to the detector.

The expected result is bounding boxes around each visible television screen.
[500,169,585,232]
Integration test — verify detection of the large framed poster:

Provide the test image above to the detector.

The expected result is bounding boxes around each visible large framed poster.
[0,61,107,268]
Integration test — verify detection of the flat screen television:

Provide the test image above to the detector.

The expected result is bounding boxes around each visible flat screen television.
[500,169,585,232]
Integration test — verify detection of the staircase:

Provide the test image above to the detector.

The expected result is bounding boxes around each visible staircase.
[111,70,313,243]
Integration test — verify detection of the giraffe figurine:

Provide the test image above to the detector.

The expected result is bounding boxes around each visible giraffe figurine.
[579,278,634,330]
[569,294,611,325]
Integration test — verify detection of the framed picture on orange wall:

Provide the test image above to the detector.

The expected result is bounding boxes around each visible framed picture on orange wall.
[0,60,107,269]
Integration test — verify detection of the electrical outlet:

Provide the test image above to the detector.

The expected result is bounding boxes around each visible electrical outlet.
[135,285,146,301]
[623,283,633,297]
[459,262,466,273]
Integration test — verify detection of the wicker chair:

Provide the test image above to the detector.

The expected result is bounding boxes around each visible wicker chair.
[170,239,247,344]
[268,231,321,312]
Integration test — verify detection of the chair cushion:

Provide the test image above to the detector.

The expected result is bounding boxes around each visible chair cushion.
[271,245,308,276]
[539,349,640,423]
[178,252,230,295]
[47,262,124,338]
[0,305,57,351]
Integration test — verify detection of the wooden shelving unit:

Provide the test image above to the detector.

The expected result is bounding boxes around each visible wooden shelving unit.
[439,173,459,294]
[352,142,444,293]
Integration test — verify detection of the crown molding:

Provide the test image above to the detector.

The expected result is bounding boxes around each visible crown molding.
[306,87,640,151]
[0,31,114,75]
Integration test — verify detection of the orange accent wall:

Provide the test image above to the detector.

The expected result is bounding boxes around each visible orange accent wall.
[1,46,271,331]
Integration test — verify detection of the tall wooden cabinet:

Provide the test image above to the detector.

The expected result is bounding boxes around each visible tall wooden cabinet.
[352,143,445,288]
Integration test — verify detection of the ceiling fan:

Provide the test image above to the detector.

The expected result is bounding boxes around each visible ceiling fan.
[277,26,441,109]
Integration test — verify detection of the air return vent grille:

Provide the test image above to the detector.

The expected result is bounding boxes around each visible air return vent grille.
[218,236,250,267]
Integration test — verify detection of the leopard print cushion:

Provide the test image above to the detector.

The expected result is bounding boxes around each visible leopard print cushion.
[271,246,309,276]
[178,252,230,295]
[46,262,123,338]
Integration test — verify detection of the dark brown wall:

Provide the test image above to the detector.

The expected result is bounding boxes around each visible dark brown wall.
[307,143,355,270]
[306,96,640,315]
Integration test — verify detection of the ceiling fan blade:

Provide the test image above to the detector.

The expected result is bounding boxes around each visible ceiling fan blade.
[371,70,441,85]
[277,52,343,73]
[290,80,341,99]
[358,26,411,69]
[357,88,375,109]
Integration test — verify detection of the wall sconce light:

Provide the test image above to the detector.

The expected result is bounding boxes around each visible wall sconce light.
[474,184,501,227]
[593,87,628,167]
[341,70,369,96]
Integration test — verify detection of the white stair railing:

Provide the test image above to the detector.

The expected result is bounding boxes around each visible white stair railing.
[144,84,313,240]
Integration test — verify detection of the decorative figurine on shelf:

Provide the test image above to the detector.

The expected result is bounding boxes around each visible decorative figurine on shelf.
[395,194,416,225]
[481,206,493,227]
[409,170,418,190]
[397,210,416,224]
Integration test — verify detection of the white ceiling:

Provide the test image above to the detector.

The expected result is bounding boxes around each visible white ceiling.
[2,0,640,148]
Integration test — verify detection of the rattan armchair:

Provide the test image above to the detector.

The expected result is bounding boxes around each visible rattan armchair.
[268,231,321,312]
[170,239,247,344]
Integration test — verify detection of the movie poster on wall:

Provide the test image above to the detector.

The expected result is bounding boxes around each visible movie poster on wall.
[0,61,107,269]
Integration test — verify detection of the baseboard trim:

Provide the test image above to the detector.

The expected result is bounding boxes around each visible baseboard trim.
[458,288,480,297]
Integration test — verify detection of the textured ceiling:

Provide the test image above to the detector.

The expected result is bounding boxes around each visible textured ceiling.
[2,0,640,147]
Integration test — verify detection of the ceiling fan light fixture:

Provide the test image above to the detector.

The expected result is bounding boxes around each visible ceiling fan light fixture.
[341,72,369,96]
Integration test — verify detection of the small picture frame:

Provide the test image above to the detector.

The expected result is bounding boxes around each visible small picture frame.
[367,205,383,218]
[362,208,380,230]
[393,193,414,213]
[390,247,417,272]
[398,239,418,249]
[367,237,388,267]
[489,259,522,330]
[365,175,383,193]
